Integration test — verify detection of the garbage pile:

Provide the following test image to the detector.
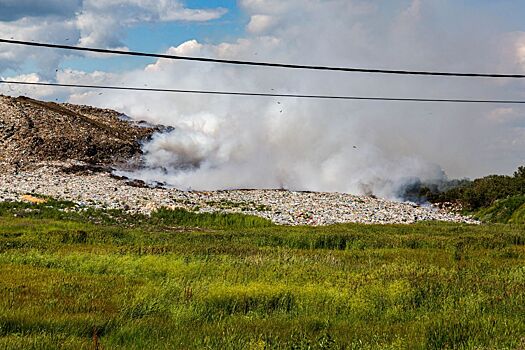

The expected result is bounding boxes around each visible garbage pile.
[0,161,479,226]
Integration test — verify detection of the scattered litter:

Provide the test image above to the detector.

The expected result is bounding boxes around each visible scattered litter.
[20,194,47,204]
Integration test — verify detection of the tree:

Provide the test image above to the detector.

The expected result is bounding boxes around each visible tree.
[514,166,525,179]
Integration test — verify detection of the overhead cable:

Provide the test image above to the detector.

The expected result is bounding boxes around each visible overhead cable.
[2,80,525,104]
[1,38,525,78]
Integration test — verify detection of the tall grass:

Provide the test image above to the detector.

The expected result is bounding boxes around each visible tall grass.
[150,207,273,229]
[0,202,524,349]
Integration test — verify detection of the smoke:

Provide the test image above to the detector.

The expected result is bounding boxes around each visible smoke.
[119,104,448,198]
[6,0,525,198]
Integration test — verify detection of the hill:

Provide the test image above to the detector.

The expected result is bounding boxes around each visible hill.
[0,94,159,169]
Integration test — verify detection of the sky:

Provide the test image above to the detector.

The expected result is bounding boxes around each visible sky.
[0,0,524,196]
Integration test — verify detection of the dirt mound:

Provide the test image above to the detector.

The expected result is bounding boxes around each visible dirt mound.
[0,94,161,168]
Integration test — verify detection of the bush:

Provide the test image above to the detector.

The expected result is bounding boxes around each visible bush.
[475,195,525,224]
[420,165,525,211]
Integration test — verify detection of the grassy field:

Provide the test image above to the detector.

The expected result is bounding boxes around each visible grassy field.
[0,201,524,349]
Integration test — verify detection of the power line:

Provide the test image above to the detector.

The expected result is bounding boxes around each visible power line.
[2,80,525,104]
[1,38,525,79]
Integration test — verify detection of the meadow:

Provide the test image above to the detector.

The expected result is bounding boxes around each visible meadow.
[0,201,524,349]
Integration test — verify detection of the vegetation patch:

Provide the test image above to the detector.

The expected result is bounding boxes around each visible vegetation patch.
[407,165,525,223]
[475,195,525,224]
[0,202,524,349]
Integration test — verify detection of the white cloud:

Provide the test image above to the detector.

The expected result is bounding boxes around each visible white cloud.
[161,8,227,22]
[0,73,56,97]
[515,33,525,69]
[239,0,288,15]
[82,0,226,22]
[77,0,227,47]
[0,17,78,75]
[247,15,275,34]
[145,40,204,72]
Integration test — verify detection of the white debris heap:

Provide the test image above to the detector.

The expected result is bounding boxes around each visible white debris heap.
[0,162,478,226]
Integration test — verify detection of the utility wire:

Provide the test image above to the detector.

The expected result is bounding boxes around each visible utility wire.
[2,80,525,104]
[1,38,525,79]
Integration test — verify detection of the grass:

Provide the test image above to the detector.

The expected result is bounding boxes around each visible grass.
[0,201,524,349]
[0,199,273,229]
[474,195,525,224]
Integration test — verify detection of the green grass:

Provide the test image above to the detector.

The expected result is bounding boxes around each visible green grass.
[150,207,273,229]
[0,199,273,229]
[0,201,524,349]
[474,195,525,224]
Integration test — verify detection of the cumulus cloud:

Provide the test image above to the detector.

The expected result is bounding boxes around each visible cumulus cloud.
[77,0,227,47]
[247,15,275,34]
[0,17,78,77]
